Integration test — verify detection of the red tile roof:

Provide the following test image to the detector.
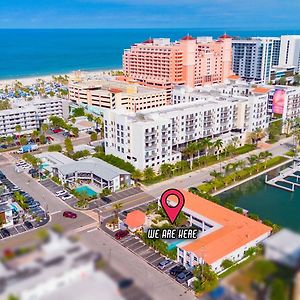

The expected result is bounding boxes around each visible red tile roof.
[252,87,271,94]
[181,35,195,41]
[219,33,231,39]
[125,210,146,228]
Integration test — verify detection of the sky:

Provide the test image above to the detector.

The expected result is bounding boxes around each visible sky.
[1,0,300,29]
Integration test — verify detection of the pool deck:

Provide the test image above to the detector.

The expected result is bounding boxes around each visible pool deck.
[265,160,300,192]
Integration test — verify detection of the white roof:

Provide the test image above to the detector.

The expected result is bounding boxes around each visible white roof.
[263,229,300,256]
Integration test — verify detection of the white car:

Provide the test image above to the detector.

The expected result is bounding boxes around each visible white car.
[22,164,31,169]
[61,194,73,201]
[55,190,66,196]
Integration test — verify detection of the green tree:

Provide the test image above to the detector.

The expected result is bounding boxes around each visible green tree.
[213,139,223,160]
[221,259,234,269]
[193,264,218,293]
[48,144,62,152]
[19,137,27,146]
[90,132,98,141]
[31,130,39,142]
[64,137,73,153]
[143,167,156,181]
[5,135,14,146]
[71,127,79,137]
[15,125,22,138]
[72,107,85,117]
[270,279,286,300]
[39,134,46,144]
[182,142,198,170]
[131,169,143,184]
[41,123,49,134]
[160,163,174,178]
[201,137,213,157]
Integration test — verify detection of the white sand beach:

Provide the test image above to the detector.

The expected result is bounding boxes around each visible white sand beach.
[0,68,122,88]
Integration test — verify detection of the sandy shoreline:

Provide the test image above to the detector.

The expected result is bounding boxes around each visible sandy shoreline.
[0,68,122,87]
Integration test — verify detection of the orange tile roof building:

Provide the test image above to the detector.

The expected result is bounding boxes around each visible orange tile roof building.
[124,210,146,231]
[168,191,271,273]
[123,35,233,98]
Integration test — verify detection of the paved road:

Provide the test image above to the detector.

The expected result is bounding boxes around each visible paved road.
[144,137,294,198]
[78,228,196,300]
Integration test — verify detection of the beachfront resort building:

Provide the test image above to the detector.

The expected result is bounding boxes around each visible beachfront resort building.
[232,37,281,83]
[36,152,131,192]
[103,78,269,170]
[168,191,271,273]
[123,35,233,98]
[0,97,70,136]
[68,78,168,113]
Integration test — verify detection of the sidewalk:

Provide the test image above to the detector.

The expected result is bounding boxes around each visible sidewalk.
[144,137,294,197]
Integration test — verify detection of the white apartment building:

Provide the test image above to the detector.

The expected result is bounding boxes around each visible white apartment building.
[267,85,300,129]
[68,79,168,113]
[278,35,300,72]
[0,97,70,136]
[232,37,281,83]
[104,79,269,170]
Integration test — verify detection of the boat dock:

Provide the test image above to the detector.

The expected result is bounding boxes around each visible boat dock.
[265,160,300,192]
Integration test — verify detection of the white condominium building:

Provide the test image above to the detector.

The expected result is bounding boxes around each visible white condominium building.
[278,35,300,72]
[68,78,168,113]
[0,97,70,136]
[103,79,268,170]
[232,37,281,83]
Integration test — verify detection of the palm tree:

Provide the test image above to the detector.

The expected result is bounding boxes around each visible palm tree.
[214,139,223,160]
[143,167,156,181]
[201,138,213,157]
[131,169,143,184]
[160,163,174,178]
[182,142,198,170]
[15,125,22,141]
[31,130,39,143]
[112,202,123,229]
[5,136,14,146]
[41,123,49,134]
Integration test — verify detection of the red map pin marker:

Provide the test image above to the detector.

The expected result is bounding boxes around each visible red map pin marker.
[160,189,185,224]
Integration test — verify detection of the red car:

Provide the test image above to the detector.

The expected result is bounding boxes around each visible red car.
[63,211,77,219]
[46,136,54,141]
[115,230,129,240]
[52,128,62,133]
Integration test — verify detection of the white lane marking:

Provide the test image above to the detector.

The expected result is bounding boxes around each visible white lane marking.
[87,228,98,233]
[50,210,61,216]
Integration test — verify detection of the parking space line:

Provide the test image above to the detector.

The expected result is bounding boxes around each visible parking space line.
[50,210,61,216]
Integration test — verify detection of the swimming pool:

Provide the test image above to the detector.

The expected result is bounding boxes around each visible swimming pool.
[166,239,184,250]
[75,186,97,197]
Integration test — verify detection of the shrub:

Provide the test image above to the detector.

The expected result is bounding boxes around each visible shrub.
[48,144,62,152]
[221,259,234,269]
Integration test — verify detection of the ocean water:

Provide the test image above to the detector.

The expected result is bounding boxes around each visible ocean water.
[1,28,300,80]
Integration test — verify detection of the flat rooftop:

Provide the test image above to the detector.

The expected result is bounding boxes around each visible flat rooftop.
[170,191,272,264]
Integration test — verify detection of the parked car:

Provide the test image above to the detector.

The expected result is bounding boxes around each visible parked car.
[24,221,33,229]
[52,128,63,133]
[55,190,66,196]
[118,279,133,289]
[0,228,11,237]
[176,270,193,283]
[0,171,6,179]
[169,265,186,276]
[158,259,172,270]
[46,136,54,141]
[115,230,129,240]
[63,211,77,219]
[28,201,40,209]
[61,194,73,201]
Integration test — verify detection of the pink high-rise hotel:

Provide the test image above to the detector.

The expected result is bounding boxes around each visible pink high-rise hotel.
[123,34,233,95]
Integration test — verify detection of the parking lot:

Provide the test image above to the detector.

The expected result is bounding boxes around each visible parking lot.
[40,179,79,207]
[0,173,49,240]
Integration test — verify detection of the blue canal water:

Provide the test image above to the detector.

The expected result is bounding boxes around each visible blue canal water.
[219,163,300,232]
[1,28,300,79]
